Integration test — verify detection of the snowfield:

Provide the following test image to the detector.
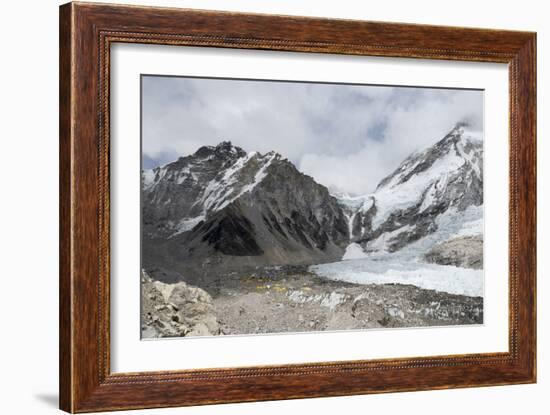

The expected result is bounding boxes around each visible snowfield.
[342,243,369,260]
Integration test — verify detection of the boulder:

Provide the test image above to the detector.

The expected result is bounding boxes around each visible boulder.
[141,270,221,338]
[424,234,483,269]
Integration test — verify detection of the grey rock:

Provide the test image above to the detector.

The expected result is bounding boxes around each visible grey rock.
[424,234,483,269]
[141,270,221,338]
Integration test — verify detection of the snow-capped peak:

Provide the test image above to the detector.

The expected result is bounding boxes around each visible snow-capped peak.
[142,143,285,238]
[335,123,483,251]
[377,123,481,191]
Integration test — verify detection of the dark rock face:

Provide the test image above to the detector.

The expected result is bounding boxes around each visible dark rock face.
[142,142,349,276]
[200,208,264,256]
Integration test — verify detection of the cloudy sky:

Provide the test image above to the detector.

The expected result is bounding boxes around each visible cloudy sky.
[142,75,483,195]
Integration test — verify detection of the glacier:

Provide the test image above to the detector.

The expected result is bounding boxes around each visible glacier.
[311,205,483,297]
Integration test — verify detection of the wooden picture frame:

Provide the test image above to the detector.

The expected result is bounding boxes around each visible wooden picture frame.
[59,2,536,412]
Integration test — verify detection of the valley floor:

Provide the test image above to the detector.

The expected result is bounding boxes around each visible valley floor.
[141,265,483,338]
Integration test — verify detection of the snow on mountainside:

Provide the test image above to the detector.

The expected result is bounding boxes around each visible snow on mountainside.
[335,122,483,256]
[142,142,278,239]
[372,123,482,227]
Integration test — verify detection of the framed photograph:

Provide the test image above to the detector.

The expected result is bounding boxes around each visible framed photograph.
[59,2,536,412]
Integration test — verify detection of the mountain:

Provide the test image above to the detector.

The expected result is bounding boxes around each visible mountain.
[142,141,349,280]
[142,123,483,281]
[337,122,483,254]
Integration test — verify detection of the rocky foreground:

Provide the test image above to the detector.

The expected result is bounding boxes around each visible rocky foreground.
[141,267,483,338]
[141,271,221,338]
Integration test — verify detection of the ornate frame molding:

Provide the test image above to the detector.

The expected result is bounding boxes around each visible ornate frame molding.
[60,2,536,412]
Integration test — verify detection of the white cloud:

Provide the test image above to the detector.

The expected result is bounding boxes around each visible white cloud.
[142,76,483,194]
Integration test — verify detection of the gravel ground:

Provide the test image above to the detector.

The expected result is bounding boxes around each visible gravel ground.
[145,266,483,337]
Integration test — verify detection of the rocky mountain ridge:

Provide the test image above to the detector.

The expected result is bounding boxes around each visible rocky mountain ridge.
[142,141,349,281]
